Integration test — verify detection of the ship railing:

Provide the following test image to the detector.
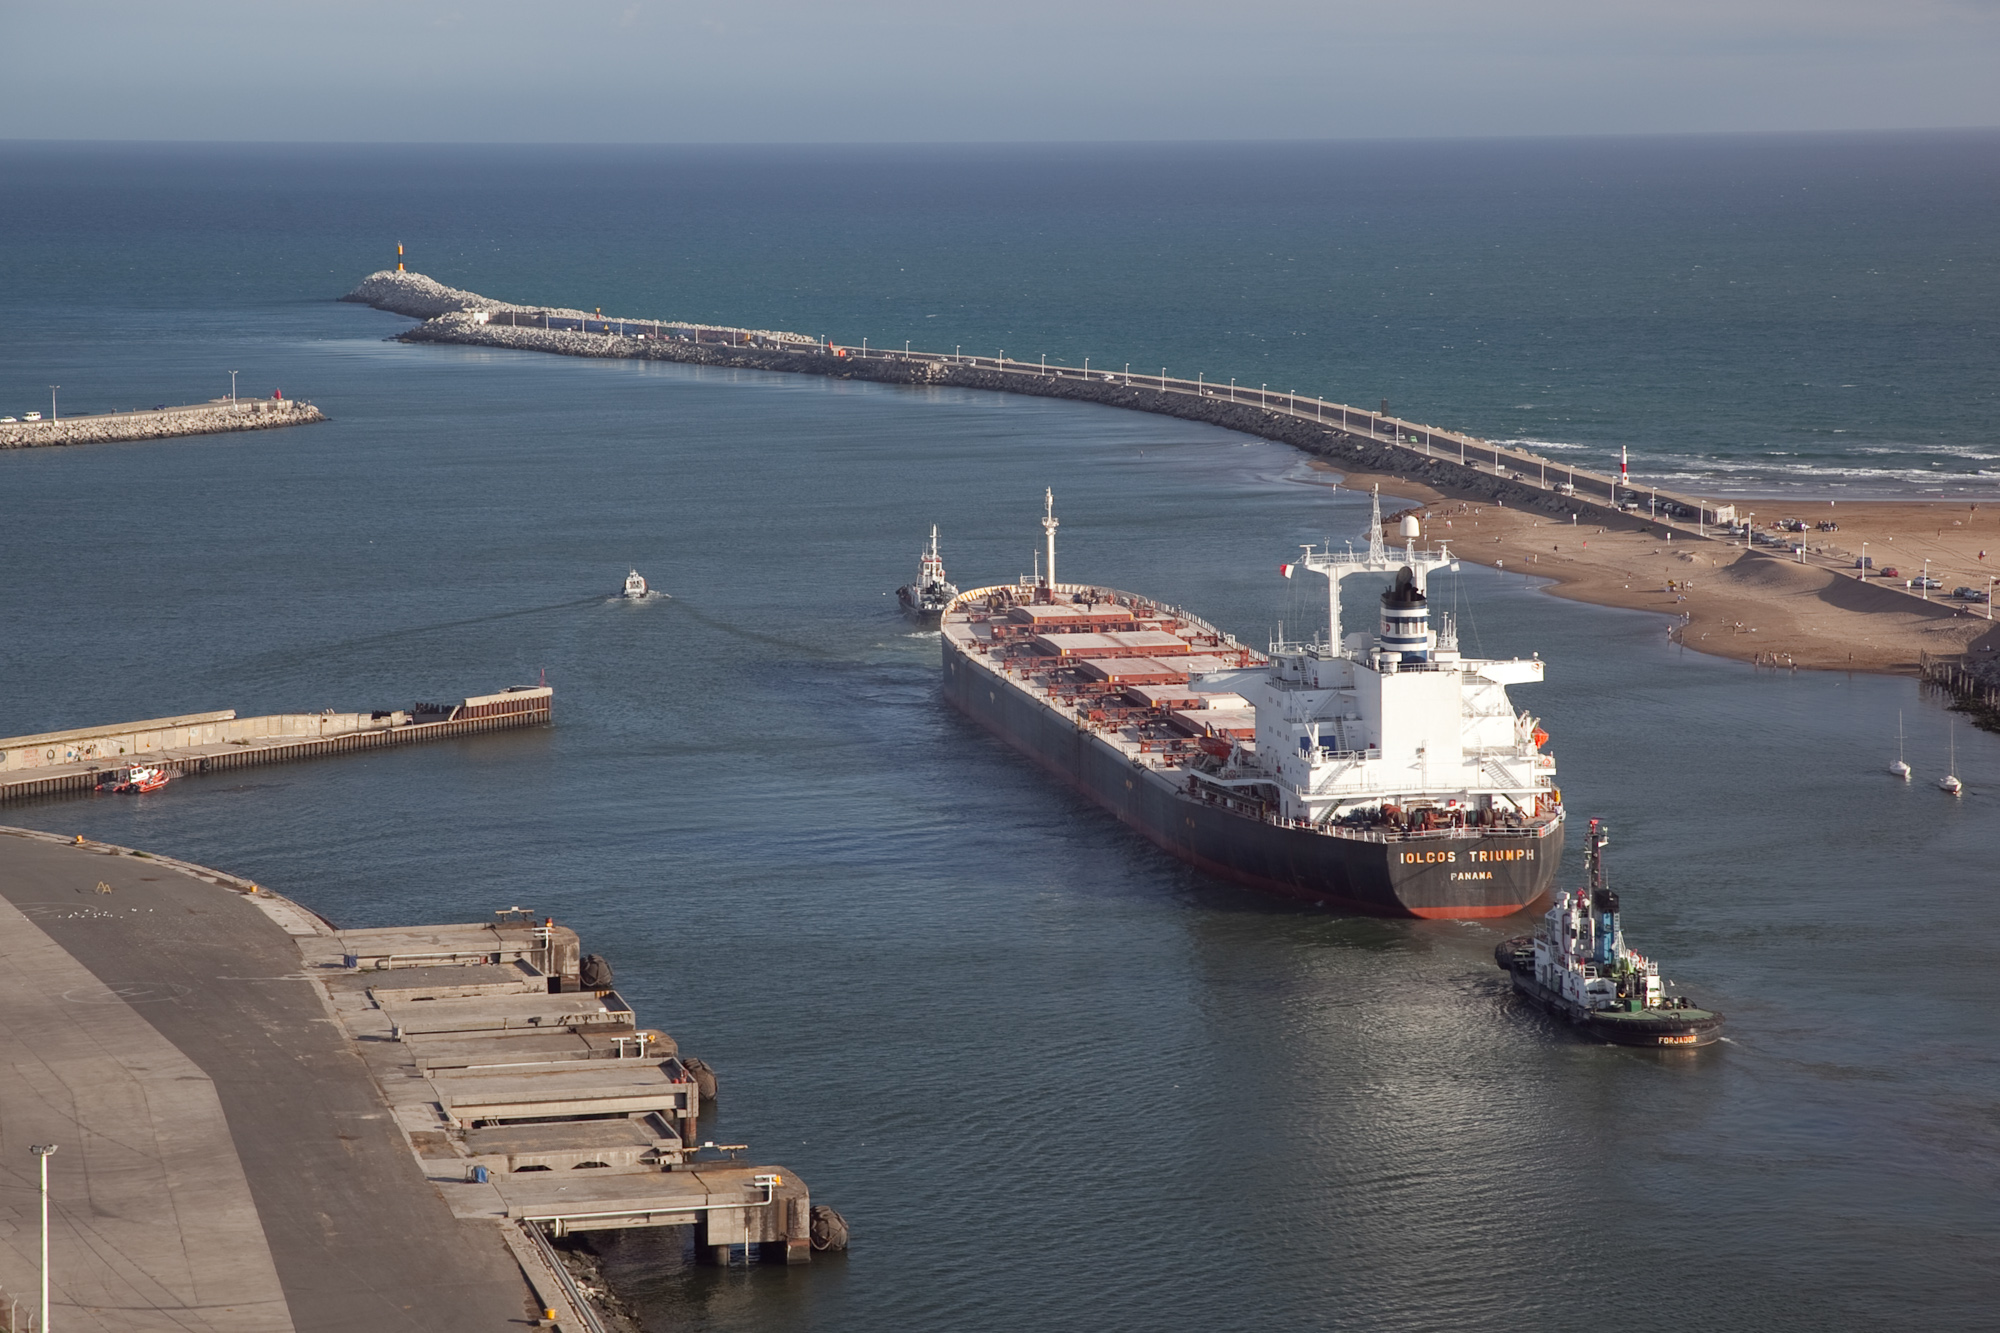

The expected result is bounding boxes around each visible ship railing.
[942,582,1235,644]
[1321,821,1552,843]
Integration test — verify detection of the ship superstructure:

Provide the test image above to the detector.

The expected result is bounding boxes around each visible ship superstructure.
[939,489,1564,917]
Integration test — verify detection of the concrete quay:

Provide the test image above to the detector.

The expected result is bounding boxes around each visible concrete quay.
[0,399,325,451]
[0,825,826,1333]
[0,686,553,803]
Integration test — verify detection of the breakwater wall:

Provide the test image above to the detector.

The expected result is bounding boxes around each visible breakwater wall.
[0,685,552,801]
[348,270,1716,535]
[0,398,326,450]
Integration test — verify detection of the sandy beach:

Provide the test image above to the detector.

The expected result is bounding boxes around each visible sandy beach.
[1319,464,2000,674]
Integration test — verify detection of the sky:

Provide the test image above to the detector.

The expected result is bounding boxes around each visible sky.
[4,0,1999,142]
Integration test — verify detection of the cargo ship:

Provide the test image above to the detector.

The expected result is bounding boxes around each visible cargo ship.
[1495,820,1723,1046]
[940,489,1564,917]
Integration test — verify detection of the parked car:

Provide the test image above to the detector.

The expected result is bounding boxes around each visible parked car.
[0,416,15,424]
[1952,586,1989,602]
[1908,575,1943,590]
[22,411,41,421]
[1855,556,1874,569]
[1880,566,1901,579]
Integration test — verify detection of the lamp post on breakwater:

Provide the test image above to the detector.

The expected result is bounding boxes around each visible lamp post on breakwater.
[48,386,58,422]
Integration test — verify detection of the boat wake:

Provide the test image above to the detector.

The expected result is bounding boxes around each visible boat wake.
[231,596,606,678]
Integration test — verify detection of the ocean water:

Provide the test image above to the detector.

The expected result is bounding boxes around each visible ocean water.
[1,140,1997,1330]
[3,134,1999,495]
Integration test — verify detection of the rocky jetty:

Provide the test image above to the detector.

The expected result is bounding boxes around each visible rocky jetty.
[0,399,326,451]
[341,270,816,348]
[339,270,512,320]
[348,271,1632,527]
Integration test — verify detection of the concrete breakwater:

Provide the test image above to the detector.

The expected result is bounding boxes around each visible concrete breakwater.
[346,270,1719,534]
[0,684,553,802]
[0,397,326,450]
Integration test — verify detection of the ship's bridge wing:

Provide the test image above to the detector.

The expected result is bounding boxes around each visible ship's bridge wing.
[1474,659,1543,686]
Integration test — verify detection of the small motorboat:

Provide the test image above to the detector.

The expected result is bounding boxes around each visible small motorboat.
[1939,723,1962,796]
[96,765,171,794]
[1890,711,1911,781]
[622,569,651,600]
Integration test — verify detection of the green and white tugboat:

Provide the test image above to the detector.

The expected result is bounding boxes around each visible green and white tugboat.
[1495,819,1723,1048]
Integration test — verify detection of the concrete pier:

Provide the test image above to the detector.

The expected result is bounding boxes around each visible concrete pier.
[0,399,326,450]
[0,824,823,1333]
[0,686,553,803]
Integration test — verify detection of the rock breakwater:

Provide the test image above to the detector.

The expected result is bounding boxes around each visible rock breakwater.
[345,271,1660,531]
[0,399,326,451]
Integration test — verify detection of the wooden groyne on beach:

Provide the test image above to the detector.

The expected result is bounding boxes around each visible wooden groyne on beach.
[1920,652,2000,732]
[0,397,326,449]
[0,685,552,802]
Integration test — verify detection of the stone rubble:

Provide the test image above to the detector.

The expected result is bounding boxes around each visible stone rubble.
[0,399,326,450]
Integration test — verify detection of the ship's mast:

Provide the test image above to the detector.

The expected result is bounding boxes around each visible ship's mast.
[1041,488,1059,593]
[921,525,944,586]
[1299,484,1456,652]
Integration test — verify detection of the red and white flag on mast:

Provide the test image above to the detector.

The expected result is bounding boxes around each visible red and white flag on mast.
[1279,563,1297,578]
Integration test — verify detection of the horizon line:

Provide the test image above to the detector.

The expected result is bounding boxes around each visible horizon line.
[5,126,2000,151]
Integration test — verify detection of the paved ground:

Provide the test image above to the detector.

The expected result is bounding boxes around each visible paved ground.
[0,829,538,1332]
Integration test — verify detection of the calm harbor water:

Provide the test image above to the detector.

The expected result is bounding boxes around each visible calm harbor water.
[2,141,1997,1329]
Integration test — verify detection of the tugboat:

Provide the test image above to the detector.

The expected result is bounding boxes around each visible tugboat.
[896,526,958,622]
[1495,819,1722,1047]
[95,765,172,794]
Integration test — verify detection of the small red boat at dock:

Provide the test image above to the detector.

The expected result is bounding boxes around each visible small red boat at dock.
[95,765,172,794]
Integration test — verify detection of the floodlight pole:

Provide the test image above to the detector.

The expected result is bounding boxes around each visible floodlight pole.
[31,1144,57,1333]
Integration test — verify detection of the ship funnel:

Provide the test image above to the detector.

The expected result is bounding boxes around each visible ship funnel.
[1378,566,1429,662]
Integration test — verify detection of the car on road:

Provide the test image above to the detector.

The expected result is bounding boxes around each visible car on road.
[22,411,41,421]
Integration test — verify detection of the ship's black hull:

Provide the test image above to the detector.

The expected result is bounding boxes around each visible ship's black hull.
[944,636,1562,918]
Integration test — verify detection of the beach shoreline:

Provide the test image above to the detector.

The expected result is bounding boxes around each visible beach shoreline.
[1314,459,2000,675]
